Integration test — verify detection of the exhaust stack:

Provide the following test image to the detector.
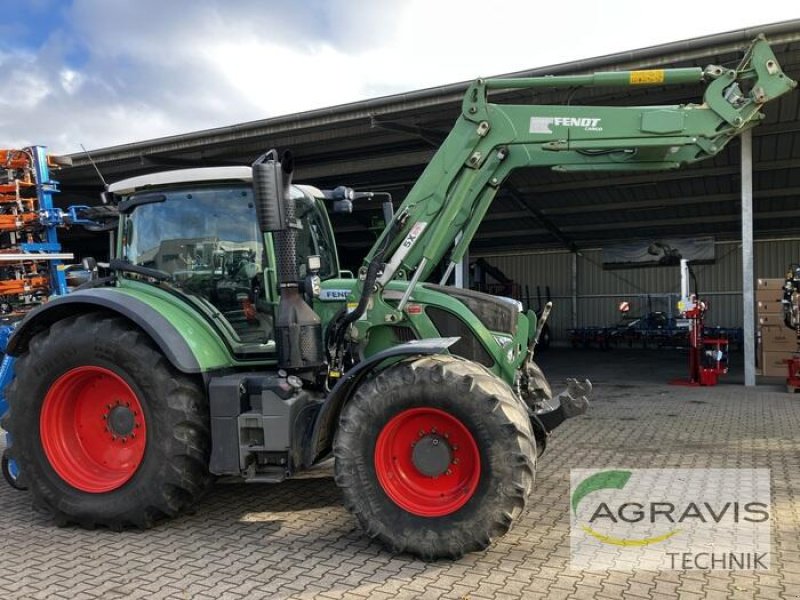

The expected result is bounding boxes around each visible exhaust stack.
[252,150,324,373]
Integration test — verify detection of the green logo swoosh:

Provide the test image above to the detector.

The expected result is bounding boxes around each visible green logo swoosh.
[572,470,632,515]
[572,470,680,547]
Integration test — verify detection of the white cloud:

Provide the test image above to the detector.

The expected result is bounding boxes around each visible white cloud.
[0,51,51,108]
[59,68,83,94]
[1,0,798,154]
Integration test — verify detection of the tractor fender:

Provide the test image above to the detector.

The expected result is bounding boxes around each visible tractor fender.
[6,289,201,373]
[304,337,459,467]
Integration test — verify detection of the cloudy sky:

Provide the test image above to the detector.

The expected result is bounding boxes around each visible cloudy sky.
[1,0,798,154]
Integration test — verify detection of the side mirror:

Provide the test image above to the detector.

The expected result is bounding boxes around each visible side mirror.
[322,186,354,214]
[251,149,294,232]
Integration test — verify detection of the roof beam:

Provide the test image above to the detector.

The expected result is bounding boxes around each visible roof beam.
[561,209,800,233]
[472,208,800,239]
[501,184,579,252]
[540,186,800,216]
[370,116,448,147]
[293,148,434,179]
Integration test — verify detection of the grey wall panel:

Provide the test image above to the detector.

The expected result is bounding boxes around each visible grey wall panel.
[489,252,573,340]
[480,238,800,344]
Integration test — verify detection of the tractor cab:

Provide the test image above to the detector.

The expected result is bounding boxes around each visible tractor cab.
[109,167,340,350]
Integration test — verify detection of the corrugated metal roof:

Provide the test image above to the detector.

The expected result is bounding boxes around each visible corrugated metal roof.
[56,20,800,264]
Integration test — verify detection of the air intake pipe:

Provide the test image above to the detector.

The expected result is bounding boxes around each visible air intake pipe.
[252,150,324,373]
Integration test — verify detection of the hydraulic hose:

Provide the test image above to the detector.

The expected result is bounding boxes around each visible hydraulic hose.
[331,244,388,347]
[329,220,396,350]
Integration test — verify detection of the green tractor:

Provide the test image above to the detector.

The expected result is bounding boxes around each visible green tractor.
[3,37,794,559]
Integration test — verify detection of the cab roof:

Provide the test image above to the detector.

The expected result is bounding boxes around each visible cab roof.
[108,166,322,198]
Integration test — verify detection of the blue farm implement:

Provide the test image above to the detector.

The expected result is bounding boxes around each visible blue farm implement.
[0,146,110,489]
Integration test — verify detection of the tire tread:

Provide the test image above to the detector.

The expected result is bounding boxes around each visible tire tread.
[6,312,212,530]
[334,354,535,560]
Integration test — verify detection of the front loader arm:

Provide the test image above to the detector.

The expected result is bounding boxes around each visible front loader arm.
[362,36,795,295]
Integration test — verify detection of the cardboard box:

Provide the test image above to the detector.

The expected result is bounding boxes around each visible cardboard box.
[757,278,786,290]
[759,313,785,327]
[761,350,792,377]
[757,299,784,313]
[760,325,798,352]
[756,288,784,304]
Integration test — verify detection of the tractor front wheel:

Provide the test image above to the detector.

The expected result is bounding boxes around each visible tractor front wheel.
[334,355,536,560]
[4,313,212,529]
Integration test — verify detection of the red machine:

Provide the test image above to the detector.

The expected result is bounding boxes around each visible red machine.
[787,359,800,392]
[670,259,729,386]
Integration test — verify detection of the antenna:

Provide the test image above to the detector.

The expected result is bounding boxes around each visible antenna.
[80,143,108,188]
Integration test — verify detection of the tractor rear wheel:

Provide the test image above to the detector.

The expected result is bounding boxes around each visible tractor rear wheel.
[334,355,536,560]
[4,313,212,529]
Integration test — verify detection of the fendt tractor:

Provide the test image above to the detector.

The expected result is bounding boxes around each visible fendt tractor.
[3,37,795,559]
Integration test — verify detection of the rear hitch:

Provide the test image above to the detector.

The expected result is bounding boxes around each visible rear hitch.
[534,378,592,433]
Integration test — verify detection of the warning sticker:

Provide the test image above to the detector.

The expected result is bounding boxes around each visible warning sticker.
[630,70,665,85]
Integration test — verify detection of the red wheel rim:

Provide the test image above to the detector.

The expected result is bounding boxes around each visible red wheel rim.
[374,407,480,517]
[40,366,146,493]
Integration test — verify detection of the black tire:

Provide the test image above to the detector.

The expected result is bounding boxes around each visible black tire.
[2,448,27,490]
[4,313,212,529]
[334,355,536,560]
[524,359,552,405]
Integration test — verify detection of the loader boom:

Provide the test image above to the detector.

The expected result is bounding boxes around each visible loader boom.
[362,37,796,303]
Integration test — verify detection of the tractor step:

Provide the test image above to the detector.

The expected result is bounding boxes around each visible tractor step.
[244,467,287,484]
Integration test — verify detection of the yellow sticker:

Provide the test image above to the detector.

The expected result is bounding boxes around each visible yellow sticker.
[57,265,67,271]
[630,70,665,85]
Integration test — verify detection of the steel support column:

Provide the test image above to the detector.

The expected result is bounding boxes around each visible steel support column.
[571,252,578,329]
[455,249,469,289]
[741,130,756,387]
[447,232,469,289]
